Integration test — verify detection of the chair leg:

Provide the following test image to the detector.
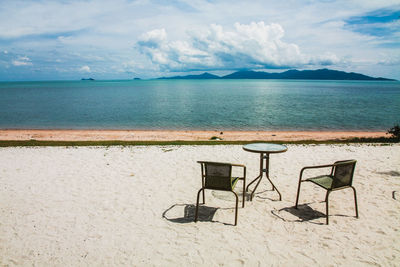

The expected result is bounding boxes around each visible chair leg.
[232,191,239,226]
[295,180,302,208]
[242,179,245,208]
[325,190,331,225]
[351,186,359,218]
[194,188,204,223]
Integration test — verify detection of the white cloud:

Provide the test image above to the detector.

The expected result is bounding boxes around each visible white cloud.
[12,56,32,66]
[79,65,91,72]
[137,21,340,71]
[0,0,399,79]
[378,55,400,66]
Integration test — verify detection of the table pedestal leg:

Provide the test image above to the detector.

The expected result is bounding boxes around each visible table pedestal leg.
[246,153,282,201]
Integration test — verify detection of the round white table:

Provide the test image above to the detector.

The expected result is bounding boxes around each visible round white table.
[243,143,288,201]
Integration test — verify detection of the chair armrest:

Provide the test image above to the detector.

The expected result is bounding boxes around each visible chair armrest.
[232,164,246,180]
[197,161,245,168]
[197,161,246,179]
[197,160,239,165]
[231,163,246,168]
[299,164,335,181]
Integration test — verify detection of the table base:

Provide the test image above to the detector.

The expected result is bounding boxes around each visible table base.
[246,153,282,201]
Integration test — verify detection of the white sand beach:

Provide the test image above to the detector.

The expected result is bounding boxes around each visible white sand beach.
[0,144,399,266]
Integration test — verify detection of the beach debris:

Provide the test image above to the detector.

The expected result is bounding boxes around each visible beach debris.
[210,136,222,140]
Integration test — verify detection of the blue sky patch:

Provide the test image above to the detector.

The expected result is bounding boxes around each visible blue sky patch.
[345,8,400,37]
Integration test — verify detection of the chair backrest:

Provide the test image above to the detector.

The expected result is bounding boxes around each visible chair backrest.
[332,160,356,189]
[201,162,233,191]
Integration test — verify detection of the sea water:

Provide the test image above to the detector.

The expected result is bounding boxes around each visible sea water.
[0,79,399,130]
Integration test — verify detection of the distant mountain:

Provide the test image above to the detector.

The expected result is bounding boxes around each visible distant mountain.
[222,71,276,79]
[157,69,395,81]
[223,69,395,81]
[158,72,220,79]
[81,78,95,81]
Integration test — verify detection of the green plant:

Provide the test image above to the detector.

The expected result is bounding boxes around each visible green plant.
[387,125,400,139]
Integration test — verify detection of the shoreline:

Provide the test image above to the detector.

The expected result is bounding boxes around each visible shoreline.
[0,129,389,141]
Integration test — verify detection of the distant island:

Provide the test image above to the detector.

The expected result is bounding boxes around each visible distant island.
[81,78,95,81]
[158,69,396,81]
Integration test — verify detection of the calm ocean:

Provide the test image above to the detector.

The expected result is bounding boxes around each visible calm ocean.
[0,79,399,130]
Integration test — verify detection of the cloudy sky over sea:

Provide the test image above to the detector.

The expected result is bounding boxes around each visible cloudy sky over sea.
[0,0,399,81]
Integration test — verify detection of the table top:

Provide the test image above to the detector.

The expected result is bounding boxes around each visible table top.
[243,143,288,154]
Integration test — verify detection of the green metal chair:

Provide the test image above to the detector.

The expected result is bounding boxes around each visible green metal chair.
[195,161,246,226]
[295,160,358,224]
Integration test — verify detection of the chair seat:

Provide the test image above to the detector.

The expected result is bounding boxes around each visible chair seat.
[306,175,333,189]
[232,177,239,189]
[206,176,240,191]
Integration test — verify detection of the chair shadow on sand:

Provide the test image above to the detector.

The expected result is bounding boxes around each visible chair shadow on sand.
[272,202,357,225]
[162,204,237,225]
[271,203,328,225]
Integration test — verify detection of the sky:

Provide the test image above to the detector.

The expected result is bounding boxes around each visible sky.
[0,0,399,81]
